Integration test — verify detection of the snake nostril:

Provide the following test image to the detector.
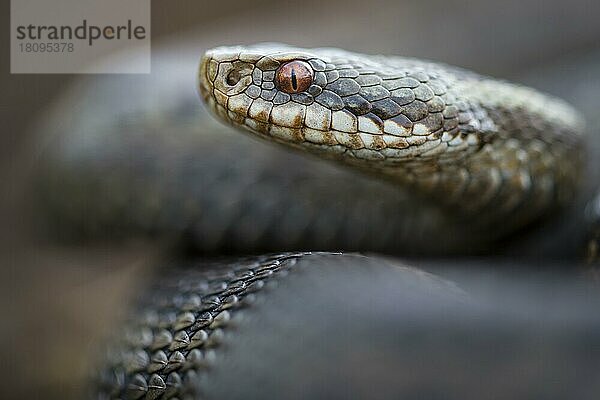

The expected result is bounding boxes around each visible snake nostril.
[226,68,243,86]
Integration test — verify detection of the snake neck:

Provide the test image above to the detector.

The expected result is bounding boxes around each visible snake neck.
[336,80,585,232]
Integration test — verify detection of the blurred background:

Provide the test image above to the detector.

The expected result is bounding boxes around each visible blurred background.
[1,0,600,398]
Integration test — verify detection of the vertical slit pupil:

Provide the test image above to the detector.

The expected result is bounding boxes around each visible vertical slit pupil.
[276,61,313,94]
[291,69,298,91]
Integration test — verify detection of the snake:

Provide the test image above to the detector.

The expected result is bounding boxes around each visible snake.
[34,44,600,399]
[199,44,585,234]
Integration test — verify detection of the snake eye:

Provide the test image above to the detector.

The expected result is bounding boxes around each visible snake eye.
[275,60,314,94]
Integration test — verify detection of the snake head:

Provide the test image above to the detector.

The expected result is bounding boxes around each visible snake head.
[199,43,490,171]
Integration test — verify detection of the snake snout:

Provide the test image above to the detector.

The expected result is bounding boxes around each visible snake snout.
[200,51,253,99]
[216,62,253,94]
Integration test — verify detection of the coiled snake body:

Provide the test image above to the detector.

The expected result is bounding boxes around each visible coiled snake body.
[37,45,600,399]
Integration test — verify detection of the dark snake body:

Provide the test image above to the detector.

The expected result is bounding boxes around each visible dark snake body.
[91,253,600,400]
[34,45,600,399]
